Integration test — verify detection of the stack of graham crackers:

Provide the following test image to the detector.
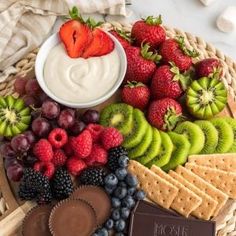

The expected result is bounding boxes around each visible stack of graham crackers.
[128,153,236,220]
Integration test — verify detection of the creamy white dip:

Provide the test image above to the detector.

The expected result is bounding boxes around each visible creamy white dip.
[43,43,120,103]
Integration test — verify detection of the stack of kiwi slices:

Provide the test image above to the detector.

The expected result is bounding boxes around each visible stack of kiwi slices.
[100,103,236,172]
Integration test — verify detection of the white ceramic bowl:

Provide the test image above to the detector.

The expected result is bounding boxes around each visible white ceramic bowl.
[35,32,127,108]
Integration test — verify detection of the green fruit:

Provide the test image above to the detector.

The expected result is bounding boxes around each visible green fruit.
[210,117,234,153]
[223,117,236,153]
[186,77,227,119]
[123,109,148,149]
[162,132,190,171]
[194,120,219,154]
[174,121,205,155]
[100,103,133,135]
[128,124,153,159]
[146,131,174,168]
[138,128,162,165]
[0,95,31,137]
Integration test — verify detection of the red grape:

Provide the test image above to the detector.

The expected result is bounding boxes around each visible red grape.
[69,120,86,135]
[31,117,51,137]
[25,79,41,95]
[14,77,27,95]
[22,155,37,167]
[11,134,30,153]
[4,157,18,169]
[24,130,36,146]
[22,95,39,107]
[41,100,60,119]
[57,109,75,129]
[0,143,16,158]
[7,164,23,182]
[82,109,99,124]
[38,92,49,104]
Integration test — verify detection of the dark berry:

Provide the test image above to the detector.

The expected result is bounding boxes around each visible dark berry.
[118,155,129,168]
[105,185,116,195]
[114,219,126,232]
[115,168,127,181]
[94,228,109,236]
[125,173,138,187]
[118,181,127,188]
[115,233,125,236]
[120,207,130,219]
[112,209,121,221]
[134,190,146,200]
[104,173,118,187]
[114,186,127,200]
[112,197,121,208]
[127,187,136,196]
[105,219,114,230]
[122,195,135,209]
[107,147,128,171]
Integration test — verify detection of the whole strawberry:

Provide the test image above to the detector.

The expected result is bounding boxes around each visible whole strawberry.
[160,37,199,71]
[131,15,166,48]
[151,63,191,99]
[110,29,131,49]
[33,139,53,162]
[121,81,150,110]
[195,58,223,78]
[124,44,161,84]
[148,98,183,131]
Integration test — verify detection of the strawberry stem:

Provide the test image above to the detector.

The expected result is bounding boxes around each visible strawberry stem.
[125,81,145,88]
[176,36,199,58]
[114,28,133,43]
[140,43,162,63]
[144,15,162,25]
[163,107,183,131]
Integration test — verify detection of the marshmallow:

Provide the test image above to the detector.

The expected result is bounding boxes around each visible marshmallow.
[200,0,217,6]
[216,6,236,33]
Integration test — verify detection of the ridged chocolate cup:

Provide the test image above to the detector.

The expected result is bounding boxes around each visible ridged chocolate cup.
[70,185,111,225]
[49,199,97,236]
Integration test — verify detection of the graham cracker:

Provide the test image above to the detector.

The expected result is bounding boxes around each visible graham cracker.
[185,163,236,199]
[128,160,178,209]
[175,165,228,216]
[188,153,236,172]
[169,170,217,220]
[151,165,202,217]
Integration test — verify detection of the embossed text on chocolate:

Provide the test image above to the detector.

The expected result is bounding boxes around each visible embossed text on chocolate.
[154,222,189,236]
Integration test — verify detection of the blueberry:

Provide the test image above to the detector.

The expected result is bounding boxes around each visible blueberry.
[114,219,126,232]
[112,197,121,208]
[120,207,130,219]
[115,168,128,180]
[118,155,129,168]
[115,233,125,236]
[112,209,121,221]
[105,185,116,195]
[105,173,118,187]
[122,195,136,209]
[114,186,127,199]
[127,187,136,196]
[105,218,114,230]
[94,228,109,236]
[125,173,138,187]
[118,181,127,188]
[134,190,146,200]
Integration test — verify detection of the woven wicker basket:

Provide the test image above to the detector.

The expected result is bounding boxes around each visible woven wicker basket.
[0,22,236,236]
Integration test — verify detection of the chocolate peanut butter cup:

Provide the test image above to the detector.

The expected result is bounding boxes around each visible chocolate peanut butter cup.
[49,199,97,236]
[22,205,53,236]
[71,185,111,225]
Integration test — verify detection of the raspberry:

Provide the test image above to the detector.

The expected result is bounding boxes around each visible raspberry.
[86,124,104,142]
[53,149,67,167]
[66,157,87,175]
[71,130,92,158]
[90,144,108,165]
[34,162,55,179]
[63,137,74,156]
[33,139,53,162]
[48,128,68,149]
[101,127,123,150]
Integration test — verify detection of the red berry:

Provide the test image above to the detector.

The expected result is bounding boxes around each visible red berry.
[53,149,67,167]
[71,130,92,158]
[63,137,74,156]
[93,144,108,165]
[86,124,104,142]
[33,139,53,162]
[66,157,87,175]
[48,128,68,149]
[34,161,55,179]
[101,127,123,150]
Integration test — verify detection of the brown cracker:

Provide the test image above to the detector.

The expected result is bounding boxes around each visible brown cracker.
[185,163,236,199]
[169,170,217,220]
[128,161,178,209]
[175,165,228,216]
[188,153,236,172]
[150,165,202,217]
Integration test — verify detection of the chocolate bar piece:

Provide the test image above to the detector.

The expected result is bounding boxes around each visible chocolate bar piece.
[129,213,215,236]
[133,200,180,217]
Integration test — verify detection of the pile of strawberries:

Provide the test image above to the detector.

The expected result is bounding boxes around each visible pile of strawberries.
[32,125,123,179]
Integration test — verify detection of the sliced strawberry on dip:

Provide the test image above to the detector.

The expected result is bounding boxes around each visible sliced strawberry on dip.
[59,20,92,58]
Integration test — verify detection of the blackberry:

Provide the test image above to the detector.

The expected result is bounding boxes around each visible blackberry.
[51,168,73,200]
[18,168,52,204]
[107,146,128,171]
[79,167,107,186]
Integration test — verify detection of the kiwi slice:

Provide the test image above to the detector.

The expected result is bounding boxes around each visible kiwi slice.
[146,131,174,168]
[162,132,190,171]
[0,95,31,137]
[138,128,162,165]
[122,109,148,149]
[174,121,205,155]
[210,117,234,153]
[223,117,236,153]
[194,120,218,154]
[100,103,133,136]
[128,124,153,159]
[186,77,227,119]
